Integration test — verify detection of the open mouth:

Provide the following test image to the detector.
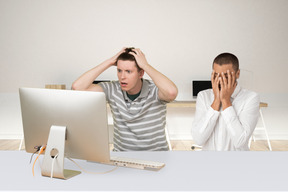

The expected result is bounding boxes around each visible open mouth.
[121,82,128,87]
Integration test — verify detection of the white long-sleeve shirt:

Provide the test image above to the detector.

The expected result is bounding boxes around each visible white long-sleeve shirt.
[191,85,260,151]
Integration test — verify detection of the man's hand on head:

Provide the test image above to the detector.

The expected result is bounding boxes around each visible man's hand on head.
[128,48,149,70]
[108,48,126,66]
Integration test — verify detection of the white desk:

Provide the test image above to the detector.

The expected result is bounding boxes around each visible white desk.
[1,151,287,191]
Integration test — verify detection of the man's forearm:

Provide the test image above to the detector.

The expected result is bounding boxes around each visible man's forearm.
[222,94,260,149]
[142,63,178,102]
[192,106,220,146]
[72,59,112,90]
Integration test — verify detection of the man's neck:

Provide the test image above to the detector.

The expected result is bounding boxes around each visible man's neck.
[127,91,141,101]
[127,79,143,95]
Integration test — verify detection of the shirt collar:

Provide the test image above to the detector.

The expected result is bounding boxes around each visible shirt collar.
[123,79,149,101]
[138,79,149,99]
[231,83,241,99]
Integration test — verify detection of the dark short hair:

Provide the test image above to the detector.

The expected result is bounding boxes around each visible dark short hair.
[213,53,239,71]
[116,47,141,71]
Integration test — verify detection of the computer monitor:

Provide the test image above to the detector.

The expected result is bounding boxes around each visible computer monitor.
[192,80,212,97]
[93,80,110,84]
[19,88,110,179]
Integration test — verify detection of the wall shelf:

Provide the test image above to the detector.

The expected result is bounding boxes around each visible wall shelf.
[167,101,267,108]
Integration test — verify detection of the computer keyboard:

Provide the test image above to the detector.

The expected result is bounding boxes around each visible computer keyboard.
[109,156,165,171]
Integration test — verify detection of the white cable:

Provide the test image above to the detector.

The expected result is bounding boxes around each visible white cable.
[67,157,118,174]
[51,154,59,178]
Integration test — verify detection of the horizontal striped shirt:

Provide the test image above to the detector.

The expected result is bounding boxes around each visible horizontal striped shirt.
[99,79,169,151]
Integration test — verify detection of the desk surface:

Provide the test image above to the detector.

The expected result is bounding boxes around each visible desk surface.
[0,151,287,191]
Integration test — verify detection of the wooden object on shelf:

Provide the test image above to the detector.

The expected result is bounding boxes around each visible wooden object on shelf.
[45,84,66,90]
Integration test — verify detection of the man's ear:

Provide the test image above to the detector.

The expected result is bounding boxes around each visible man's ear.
[236,69,240,79]
[139,69,144,79]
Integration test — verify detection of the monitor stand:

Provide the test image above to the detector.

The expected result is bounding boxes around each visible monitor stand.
[41,125,81,180]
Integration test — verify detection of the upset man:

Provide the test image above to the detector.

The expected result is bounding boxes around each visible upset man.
[72,48,178,151]
[192,53,260,151]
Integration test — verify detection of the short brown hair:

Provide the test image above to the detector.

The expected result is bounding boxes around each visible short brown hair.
[213,53,239,71]
[116,48,141,71]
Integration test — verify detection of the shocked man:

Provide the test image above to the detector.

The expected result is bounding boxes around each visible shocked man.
[192,53,260,151]
[72,48,178,151]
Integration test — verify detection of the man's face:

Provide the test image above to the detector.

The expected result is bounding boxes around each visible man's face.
[117,60,144,94]
[213,63,240,81]
[213,63,240,89]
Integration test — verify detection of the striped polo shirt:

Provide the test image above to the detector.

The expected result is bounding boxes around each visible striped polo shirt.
[99,79,169,151]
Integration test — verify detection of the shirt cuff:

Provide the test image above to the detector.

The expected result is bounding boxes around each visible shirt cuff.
[208,106,220,121]
[222,106,236,120]
[221,106,237,135]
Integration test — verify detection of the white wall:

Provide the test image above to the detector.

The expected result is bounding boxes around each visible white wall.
[1,0,288,140]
